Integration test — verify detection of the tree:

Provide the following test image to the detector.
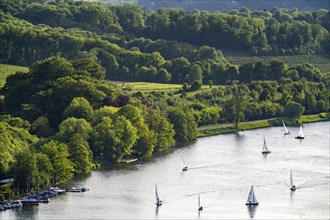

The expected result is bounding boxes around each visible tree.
[116,105,155,157]
[63,97,94,121]
[72,58,106,80]
[40,140,74,183]
[190,80,202,91]
[93,116,137,162]
[13,149,37,193]
[167,108,197,143]
[283,101,305,119]
[30,116,54,137]
[57,117,93,174]
[188,64,203,84]
[36,153,53,188]
[144,109,176,151]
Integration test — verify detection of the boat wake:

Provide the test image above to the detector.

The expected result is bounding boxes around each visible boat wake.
[296,176,330,189]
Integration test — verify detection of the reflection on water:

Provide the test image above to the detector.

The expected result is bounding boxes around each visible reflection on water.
[247,205,258,218]
[1,122,329,219]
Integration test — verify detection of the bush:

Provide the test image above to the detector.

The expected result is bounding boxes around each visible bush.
[190,80,202,91]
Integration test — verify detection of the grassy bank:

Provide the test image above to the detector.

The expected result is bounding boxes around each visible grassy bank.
[197,113,329,138]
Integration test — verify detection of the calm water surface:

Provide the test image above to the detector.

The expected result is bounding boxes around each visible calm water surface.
[2,122,329,219]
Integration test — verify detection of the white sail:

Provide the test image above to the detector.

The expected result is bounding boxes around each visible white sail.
[298,126,304,138]
[182,158,186,167]
[282,120,290,134]
[290,170,294,188]
[246,186,258,204]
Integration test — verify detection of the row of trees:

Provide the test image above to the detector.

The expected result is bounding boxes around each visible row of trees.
[1,12,327,86]
[0,1,329,63]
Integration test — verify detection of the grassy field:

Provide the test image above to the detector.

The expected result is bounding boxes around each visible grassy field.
[221,49,330,73]
[0,64,28,88]
[116,81,215,94]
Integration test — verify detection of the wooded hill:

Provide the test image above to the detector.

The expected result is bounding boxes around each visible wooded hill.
[0,0,329,198]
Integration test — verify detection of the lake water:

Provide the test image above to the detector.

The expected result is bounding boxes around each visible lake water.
[1,122,329,219]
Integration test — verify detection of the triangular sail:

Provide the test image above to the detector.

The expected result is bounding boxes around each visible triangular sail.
[282,120,289,133]
[247,186,258,204]
[298,126,304,138]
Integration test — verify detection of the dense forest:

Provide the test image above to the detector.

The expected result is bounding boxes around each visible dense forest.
[0,0,329,198]
[136,0,329,12]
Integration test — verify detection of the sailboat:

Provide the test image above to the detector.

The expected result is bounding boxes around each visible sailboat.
[155,184,162,207]
[261,136,271,154]
[289,170,296,191]
[295,126,304,139]
[282,120,290,135]
[198,194,203,211]
[182,157,188,171]
[245,186,259,206]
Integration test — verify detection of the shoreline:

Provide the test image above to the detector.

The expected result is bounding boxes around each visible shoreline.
[197,113,329,138]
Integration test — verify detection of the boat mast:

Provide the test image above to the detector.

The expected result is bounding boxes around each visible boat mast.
[263,137,267,151]
[155,184,159,202]
[198,194,200,208]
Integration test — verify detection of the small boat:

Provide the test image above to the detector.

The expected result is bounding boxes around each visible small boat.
[182,157,188,171]
[282,120,290,135]
[295,126,304,139]
[245,186,259,206]
[49,186,66,194]
[261,136,271,154]
[155,184,162,207]
[290,170,296,191]
[198,194,203,211]
[68,186,89,193]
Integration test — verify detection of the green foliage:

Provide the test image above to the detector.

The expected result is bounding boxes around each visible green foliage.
[63,97,94,121]
[283,101,305,119]
[167,107,197,143]
[0,64,28,88]
[57,117,93,174]
[0,117,37,175]
[13,148,37,192]
[188,64,203,85]
[93,116,137,162]
[40,140,74,183]
[190,80,203,91]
